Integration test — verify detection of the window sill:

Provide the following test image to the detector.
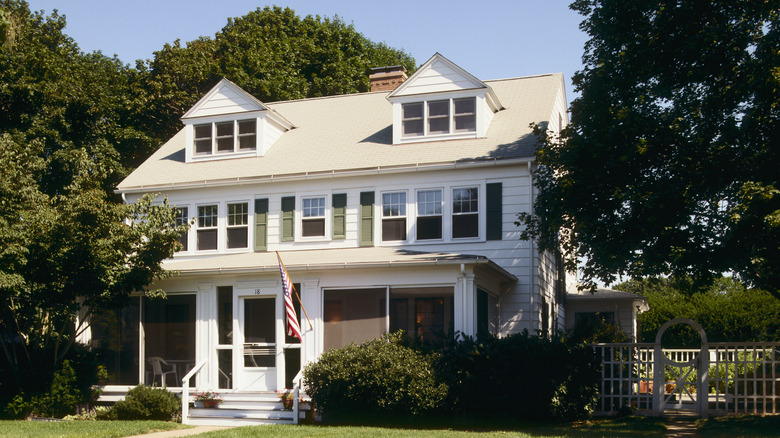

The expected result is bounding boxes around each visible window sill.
[396,132,478,145]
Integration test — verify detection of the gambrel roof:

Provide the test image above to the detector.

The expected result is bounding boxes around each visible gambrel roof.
[117,72,565,193]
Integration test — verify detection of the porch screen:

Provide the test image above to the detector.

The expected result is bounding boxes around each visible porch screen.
[389,287,454,343]
[323,288,385,351]
[143,294,196,386]
[90,299,140,385]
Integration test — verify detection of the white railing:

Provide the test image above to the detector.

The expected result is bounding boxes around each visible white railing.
[592,343,780,417]
[180,359,208,424]
[292,369,304,425]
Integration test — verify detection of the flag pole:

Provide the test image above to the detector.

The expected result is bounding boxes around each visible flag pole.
[276,252,313,330]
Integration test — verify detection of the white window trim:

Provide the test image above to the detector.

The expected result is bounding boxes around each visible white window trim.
[451,184,483,241]
[184,112,264,162]
[380,189,409,244]
[414,188,444,242]
[296,194,331,242]
[196,203,220,253]
[226,200,251,251]
[173,205,192,254]
[392,90,487,145]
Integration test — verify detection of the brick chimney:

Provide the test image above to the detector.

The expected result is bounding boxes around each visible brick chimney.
[369,65,407,92]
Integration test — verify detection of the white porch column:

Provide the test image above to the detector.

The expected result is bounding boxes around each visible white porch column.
[196,283,215,389]
[300,279,320,365]
[454,266,477,337]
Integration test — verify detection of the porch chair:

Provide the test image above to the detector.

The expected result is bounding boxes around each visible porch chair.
[148,357,178,387]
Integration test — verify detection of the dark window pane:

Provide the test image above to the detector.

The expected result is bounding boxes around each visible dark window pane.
[428,100,449,117]
[238,135,255,150]
[195,139,211,154]
[197,229,217,250]
[194,124,211,139]
[227,227,247,248]
[178,233,188,251]
[217,287,233,345]
[428,117,449,134]
[216,122,233,137]
[417,216,442,240]
[454,97,475,115]
[403,120,423,137]
[238,119,255,134]
[454,115,476,132]
[452,214,478,238]
[302,218,325,237]
[382,218,406,241]
[216,137,233,152]
[402,102,423,119]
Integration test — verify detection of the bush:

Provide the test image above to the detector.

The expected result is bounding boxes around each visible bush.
[3,360,83,419]
[436,331,600,422]
[303,332,447,422]
[105,385,180,421]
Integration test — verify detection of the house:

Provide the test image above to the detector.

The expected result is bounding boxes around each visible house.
[86,53,639,423]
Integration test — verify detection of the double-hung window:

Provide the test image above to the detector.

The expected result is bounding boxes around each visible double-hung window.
[302,196,326,237]
[227,202,248,248]
[401,97,476,138]
[382,192,407,241]
[416,189,442,240]
[193,119,257,155]
[452,187,479,238]
[197,205,218,250]
[175,206,189,251]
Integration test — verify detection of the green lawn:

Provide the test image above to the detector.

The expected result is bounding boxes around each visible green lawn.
[0,420,189,438]
[696,414,780,437]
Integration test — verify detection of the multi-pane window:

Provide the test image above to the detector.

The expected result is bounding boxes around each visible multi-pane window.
[400,98,477,138]
[427,100,449,135]
[193,119,257,155]
[197,205,218,250]
[453,98,476,132]
[416,189,442,240]
[382,192,407,241]
[452,187,479,238]
[227,202,248,248]
[402,103,423,137]
[302,196,326,237]
[175,207,189,251]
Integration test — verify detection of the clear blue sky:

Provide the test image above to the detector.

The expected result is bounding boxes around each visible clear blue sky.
[25,0,588,101]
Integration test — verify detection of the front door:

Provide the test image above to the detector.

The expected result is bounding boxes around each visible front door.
[236,296,277,391]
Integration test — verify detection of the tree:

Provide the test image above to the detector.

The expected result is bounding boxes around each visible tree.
[518,0,779,296]
[616,276,780,346]
[138,6,416,141]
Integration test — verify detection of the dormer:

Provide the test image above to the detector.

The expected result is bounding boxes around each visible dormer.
[388,53,503,145]
[181,78,294,163]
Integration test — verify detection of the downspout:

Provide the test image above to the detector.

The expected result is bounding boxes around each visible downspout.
[528,161,536,332]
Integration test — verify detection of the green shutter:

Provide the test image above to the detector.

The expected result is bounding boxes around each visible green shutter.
[254,198,269,251]
[486,183,502,240]
[359,191,374,247]
[332,193,347,240]
[281,196,295,242]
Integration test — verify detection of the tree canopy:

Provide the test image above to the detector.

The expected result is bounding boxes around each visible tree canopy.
[616,276,780,347]
[519,0,779,297]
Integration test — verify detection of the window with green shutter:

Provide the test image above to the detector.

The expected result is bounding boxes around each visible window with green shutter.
[486,183,502,240]
[281,196,295,242]
[359,191,374,246]
[332,193,347,240]
[254,198,268,251]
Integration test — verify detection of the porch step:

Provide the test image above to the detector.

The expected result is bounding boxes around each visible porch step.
[186,391,311,426]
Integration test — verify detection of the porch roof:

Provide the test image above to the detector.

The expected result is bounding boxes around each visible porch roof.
[567,288,649,312]
[161,247,516,282]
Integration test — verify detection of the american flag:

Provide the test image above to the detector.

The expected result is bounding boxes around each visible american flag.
[277,253,303,341]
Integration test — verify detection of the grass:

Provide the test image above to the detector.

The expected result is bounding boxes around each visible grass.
[0,420,189,438]
[696,414,780,437]
[195,416,667,438]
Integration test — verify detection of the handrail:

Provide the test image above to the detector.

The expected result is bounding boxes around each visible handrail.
[180,359,208,424]
[292,369,305,425]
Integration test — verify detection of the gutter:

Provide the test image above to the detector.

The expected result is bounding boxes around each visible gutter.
[115,157,535,195]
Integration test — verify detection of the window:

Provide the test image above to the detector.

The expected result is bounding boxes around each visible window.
[452,187,479,238]
[401,97,476,138]
[427,100,449,134]
[302,196,326,237]
[416,189,442,240]
[382,191,406,241]
[175,206,188,251]
[227,202,248,248]
[193,119,256,155]
[402,103,423,137]
[197,205,218,250]
[454,98,476,132]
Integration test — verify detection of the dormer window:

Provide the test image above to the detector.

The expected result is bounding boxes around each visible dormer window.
[401,97,477,138]
[194,119,257,156]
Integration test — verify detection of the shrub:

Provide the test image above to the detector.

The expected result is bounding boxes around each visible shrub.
[106,385,180,421]
[3,360,83,419]
[303,332,447,422]
[436,331,600,422]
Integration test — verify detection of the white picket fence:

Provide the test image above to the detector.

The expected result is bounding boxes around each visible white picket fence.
[593,342,780,417]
